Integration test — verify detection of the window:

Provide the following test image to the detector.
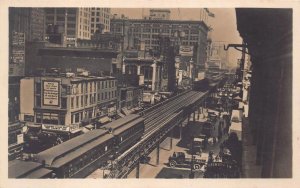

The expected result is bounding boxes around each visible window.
[85,95,88,105]
[62,98,67,109]
[36,113,42,123]
[81,96,83,107]
[75,113,80,123]
[71,97,74,109]
[76,96,79,108]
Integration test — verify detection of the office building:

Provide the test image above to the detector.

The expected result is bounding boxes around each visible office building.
[45,8,91,46]
[19,75,118,127]
[90,8,111,36]
[110,17,209,67]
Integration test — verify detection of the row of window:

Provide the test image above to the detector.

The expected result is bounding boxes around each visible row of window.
[65,140,112,177]
[35,112,65,125]
[70,90,117,109]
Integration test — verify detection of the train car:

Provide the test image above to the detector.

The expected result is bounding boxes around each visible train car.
[9,159,54,179]
[193,78,210,92]
[101,114,145,155]
[35,129,115,178]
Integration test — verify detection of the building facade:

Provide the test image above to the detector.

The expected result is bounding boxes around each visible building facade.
[110,18,209,67]
[19,75,117,127]
[207,41,229,70]
[90,8,111,36]
[9,8,46,124]
[45,8,91,46]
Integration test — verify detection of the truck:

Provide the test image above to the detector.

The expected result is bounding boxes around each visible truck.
[168,152,209,170]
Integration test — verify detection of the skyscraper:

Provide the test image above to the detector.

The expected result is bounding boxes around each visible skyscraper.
[45,8,91,46]
[90,8,111,36]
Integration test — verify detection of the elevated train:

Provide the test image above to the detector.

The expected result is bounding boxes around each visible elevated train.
[10,74,228,178]
[11,114,144,178]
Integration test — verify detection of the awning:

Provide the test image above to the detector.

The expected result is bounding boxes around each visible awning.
[71,128,82,134]
[98,116,111,124]
[121,108,131,115]
[85,124,95,130]
[118,112,125,117]
[81,127,90,133]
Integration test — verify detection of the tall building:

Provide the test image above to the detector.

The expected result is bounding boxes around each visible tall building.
[45,8,91,46]
[207,41,228,70]
[110,17,209,67]
[90,8,111,36]
[9,8,46,123]
[149,9,171,20]
[9,8,46,42]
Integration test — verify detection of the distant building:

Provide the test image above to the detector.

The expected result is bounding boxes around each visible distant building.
[90,8,111,36]
[9,8,46,42]
[25,46,118,76]
[45,8,91,46]
[19,75,118,127]
[149,9,171,20]
[110,17,209,68]
[9,8,46,123]
[118,87,143,116]
[123,58,163,91]
[207,41,228,70]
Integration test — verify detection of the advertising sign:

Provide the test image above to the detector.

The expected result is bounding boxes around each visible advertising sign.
[179,46,193,56]
[43,81,60,106]
[17,134,24,144]
[10,32,25,76]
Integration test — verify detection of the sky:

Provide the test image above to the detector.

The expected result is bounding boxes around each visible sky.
[111,8,242,68]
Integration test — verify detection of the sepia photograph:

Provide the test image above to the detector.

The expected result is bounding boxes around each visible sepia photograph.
[1,0,299,187]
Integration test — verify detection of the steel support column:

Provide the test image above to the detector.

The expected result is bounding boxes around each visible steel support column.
[136,161,140,178]
[170,129,173,150]
[156,143,160,165]
[179,123,182,140]
[193,111,196,121]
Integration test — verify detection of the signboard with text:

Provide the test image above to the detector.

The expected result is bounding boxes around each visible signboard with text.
[10,32,25,76]
[179,46,193,56]
[42,80,60,106]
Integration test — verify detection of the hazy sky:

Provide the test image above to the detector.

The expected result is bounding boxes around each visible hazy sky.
[112,8,242,67]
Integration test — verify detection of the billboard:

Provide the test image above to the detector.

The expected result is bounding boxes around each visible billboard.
[42,80,60,106]
[179,46,193,56]
[10,32,25,76]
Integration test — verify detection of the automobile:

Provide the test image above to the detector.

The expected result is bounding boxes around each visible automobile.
[168,152,208,170]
